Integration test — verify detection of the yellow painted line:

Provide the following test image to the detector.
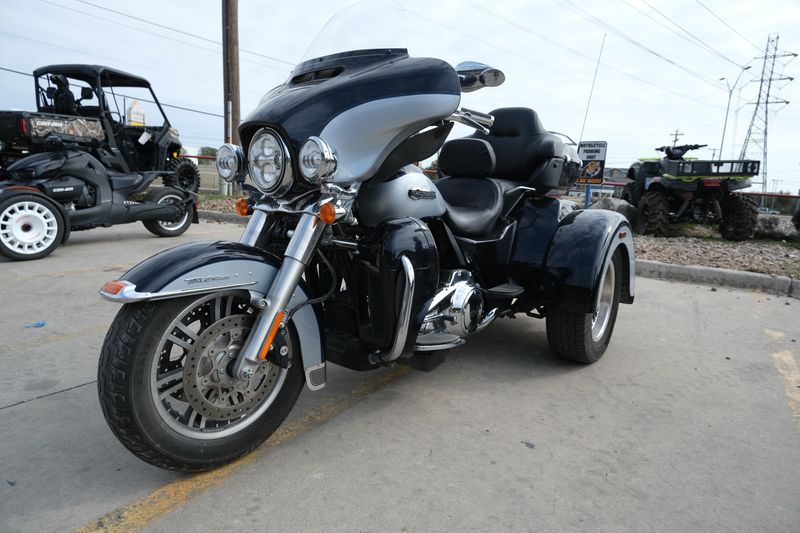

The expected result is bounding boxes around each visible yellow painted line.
[74,366,412,533]
[0,324,109,354]
[772,350,800,430]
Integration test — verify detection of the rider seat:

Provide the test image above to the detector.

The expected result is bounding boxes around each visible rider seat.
[108,172,145,191]
[436,107,567,238]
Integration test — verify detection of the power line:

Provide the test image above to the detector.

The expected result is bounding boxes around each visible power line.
[74,0,295,67]
[458,0,722,109]
[551,0,725,91]
[637,0,745,68]
[0,65,223,118]
[619,0,744,68]
[694,0,763,52]
[0,30,263,97]
[38,0,290,73]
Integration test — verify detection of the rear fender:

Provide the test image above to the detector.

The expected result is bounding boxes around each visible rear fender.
[543,209,635,314]
[0,185,71,244]
[99,240,326,390]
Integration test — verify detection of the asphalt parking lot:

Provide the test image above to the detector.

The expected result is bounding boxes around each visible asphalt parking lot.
[1,221,798,533]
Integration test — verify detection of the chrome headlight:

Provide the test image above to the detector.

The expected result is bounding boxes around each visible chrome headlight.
[299,136,337,184]
[215,143,245,182]
[248,128,292,194]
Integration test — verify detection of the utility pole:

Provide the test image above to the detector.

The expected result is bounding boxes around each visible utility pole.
[669,129,683,147]
[222,0,240,146]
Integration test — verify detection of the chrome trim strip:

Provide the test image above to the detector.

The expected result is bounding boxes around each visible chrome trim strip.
[304,362,327,391]
[99,280,258,303]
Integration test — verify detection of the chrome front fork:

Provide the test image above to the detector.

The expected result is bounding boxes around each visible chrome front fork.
[233,210,326,379]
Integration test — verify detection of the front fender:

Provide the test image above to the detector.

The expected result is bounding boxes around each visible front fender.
[100,240,326,390]
[544,209,635,314]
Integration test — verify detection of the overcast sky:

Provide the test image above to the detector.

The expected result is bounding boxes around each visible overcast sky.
[2,0,799,192]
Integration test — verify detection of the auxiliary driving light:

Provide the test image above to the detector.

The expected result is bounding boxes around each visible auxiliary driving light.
[299,136,337,184]
[216,143,245,182]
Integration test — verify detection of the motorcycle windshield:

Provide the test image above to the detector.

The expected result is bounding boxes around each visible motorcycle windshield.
[242,1,462,184]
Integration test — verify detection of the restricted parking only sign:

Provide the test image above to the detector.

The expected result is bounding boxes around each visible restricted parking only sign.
[576,141,607,185]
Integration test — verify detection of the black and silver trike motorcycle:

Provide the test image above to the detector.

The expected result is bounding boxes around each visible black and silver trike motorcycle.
[97,12,635,471]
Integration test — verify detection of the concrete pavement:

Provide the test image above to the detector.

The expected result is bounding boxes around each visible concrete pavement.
[1,221,798,532]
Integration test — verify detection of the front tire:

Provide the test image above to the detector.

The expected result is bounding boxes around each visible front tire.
[0,194,65,261]
[143,187,193,237]
[634,190,670,236]
[719,194,758,241]
[546,249,622,364]
[97,291,305,471]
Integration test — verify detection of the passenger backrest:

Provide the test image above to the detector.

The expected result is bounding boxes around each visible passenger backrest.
[437,138,495,178]
[473,107,564,183]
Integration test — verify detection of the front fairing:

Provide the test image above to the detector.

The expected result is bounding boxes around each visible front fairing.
[240,49,461,185]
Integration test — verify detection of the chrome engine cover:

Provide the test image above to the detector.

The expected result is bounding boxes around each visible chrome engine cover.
[414,270,494,351]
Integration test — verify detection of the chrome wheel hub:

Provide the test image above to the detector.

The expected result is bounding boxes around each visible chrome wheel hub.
[591,258,616,342]
[183,315,280,421]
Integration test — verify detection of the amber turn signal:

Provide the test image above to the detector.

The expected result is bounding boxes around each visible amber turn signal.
[258,310,286,361]
[319,202,336,225]
[101,280,127,295]
[235,197,249,217]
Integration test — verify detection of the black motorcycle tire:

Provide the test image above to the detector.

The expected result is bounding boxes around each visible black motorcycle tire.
[163,157,200,192]
[634,190,670,236]
[97,297,305,472]
[546,249,622,364]
[143,187,193,237]
[719,194,758,241]
[0,194,65,261]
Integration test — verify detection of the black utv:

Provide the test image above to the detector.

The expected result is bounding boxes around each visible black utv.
[0,64,199,190]
[622,144,760,240]
[0,65,199,261]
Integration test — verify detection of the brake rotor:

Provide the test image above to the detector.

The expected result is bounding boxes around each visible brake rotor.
[182,314,282,421]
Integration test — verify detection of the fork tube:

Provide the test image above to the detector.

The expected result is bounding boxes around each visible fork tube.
[233,212,325,379]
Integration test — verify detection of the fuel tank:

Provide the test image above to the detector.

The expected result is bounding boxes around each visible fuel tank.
[355,166,446,227]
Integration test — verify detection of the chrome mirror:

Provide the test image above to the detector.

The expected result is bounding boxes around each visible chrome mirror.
[455,61,506,92]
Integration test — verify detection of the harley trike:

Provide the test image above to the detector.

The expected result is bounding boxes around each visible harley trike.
[97,10,635,471]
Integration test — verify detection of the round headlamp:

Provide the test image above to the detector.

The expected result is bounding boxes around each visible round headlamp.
[248,128,292,194]
[215,143,245,182]
[299,136,337,184]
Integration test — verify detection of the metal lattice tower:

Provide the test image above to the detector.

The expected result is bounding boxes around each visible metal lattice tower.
[738,34,794,194]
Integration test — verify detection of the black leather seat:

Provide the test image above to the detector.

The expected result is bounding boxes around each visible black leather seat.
[436,138,505,238]
[435,107,569,237]
[108,173,145,191]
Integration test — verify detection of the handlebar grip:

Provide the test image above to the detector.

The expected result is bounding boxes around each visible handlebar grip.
[461,107,495,129]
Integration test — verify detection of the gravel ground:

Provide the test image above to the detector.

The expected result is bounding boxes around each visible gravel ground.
[197,195,800,278]
[635,234,800,278]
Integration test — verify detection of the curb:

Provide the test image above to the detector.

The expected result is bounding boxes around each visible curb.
[198,209,248,226]
[636,259,797,299]
[197,211,797,300]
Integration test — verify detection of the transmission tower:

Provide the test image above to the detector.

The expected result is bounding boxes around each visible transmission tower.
[738,34,795,196]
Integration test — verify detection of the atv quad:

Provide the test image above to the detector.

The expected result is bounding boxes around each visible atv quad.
[0,64,200,191]
[622,144,760,240]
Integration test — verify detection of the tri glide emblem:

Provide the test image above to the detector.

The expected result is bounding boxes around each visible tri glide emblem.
[408,187,437,201]
[184,274,231,284]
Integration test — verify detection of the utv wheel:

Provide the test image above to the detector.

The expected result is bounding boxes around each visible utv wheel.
[620,183,635,204]
[719,194,758,241]
[634,190,670,236]
[143,187,193,237]
[0,194,65,261]
[546,249,622,364]
[164,157,200,192]
[97,291,305,472]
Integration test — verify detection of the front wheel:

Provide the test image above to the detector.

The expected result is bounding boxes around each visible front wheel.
[142,187,193,237]
[633,190,670,236]
[0,194,65,261]
[546,249,622,364]
[97,291,305,471]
